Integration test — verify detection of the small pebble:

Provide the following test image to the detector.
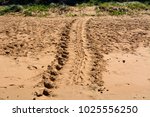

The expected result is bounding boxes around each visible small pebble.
[122,60,126,63]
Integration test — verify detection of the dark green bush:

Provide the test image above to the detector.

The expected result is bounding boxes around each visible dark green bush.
[0,1,150,5]
[0,5,23,15]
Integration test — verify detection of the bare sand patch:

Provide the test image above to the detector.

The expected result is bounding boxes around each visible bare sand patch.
[102,47,150,99]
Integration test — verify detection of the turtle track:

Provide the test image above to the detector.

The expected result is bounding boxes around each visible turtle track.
[86,19,106,92]
[35,19,76,97]
[51,18,106,99]
[35,18,106,99]
[54,18,93,87]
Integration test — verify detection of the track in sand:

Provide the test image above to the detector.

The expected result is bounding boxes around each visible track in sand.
[36,17,106,100]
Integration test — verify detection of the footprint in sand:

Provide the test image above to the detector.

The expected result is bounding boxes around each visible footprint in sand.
[27,65,38,70]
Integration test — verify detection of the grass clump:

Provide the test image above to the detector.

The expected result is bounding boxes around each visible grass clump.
[22,3,69,16]
[30,5,47,11]
[0,5,23,15]
[24,4,49,12]
[109,9,127,15]
[125,2,149,10]
[0,3,60,16]
[23,4,50,16]
[98,2,150,16]
[76,2,92,8]
[52,4,70,15]
[98,2,128,16]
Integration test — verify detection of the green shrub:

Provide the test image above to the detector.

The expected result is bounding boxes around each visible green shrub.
[24,4,49,12]
[109,9,127,15]
[0,5,23,15]
[88,0,100,5]
[22,4,50,16]
[23,10,32,16]
[76,3,91,8]
[98,2,128,15]
[125,2,149,10]
[98,1,150,15]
